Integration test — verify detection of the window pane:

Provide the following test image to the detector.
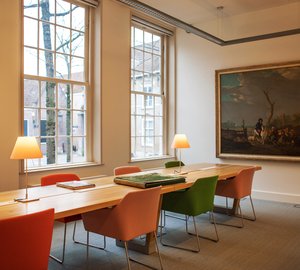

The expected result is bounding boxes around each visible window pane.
[136,94,145,115]
[71,4,85,31]
[144,73,152,93]
[56,53,70,79]
[144,31,152,53]
[24,79,39,107]
[134,28,143,48]
[153,34,161,55]
[58,110,71,136]
[58,83,71,109]
[24,0,38,18]
[57,137,71,163]
[153,73,161,94]
[41,109,56,136]
[154,137,163,156]
[155,96,163,116]
[24,17,38,47]
[39,22,55,50]
[72,31,85,57]
[24,47,38,75]
[41,81,56,108]
[144,52,152,73]
[73,111,85,136]
[71,56,84,81]
[131,94,136,114]
[72,137,86,162]
[131,115,136,136]
[153,54,161,74]
[44,138,56,165]
[155,117,163,136]
[39,49,55,77]
[56,26,71,54]
[73,85,86,110]
[39,0,55,24]
[136,116,144,136]
[134,71,143,92]
[134,49,143,72]
[24,108,39,136]
[56,0,71,28]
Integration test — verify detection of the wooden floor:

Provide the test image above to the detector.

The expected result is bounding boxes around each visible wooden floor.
[48,198,300,270]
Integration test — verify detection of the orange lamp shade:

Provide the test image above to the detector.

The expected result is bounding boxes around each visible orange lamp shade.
[171,134,190,149]
[10,136,43,160]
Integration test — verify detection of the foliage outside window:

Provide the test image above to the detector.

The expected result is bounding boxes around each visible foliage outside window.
[23,0,89,168]
[131,24,165,159]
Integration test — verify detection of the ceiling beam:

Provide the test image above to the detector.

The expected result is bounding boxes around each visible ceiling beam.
[116,0,300,46]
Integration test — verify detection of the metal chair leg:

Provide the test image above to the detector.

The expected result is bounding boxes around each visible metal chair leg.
[154,231,164,270]
[73,221,106,250]
[50,222,67,264]
[160,214,200,253]
[215,200,244,228]
[124,242,132,270]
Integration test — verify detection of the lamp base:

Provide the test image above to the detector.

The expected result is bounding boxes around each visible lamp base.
[14,197,39,203]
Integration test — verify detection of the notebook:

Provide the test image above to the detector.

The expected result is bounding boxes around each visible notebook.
[56,180,96,190]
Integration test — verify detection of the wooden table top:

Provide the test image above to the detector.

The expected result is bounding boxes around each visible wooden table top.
[0,163,261,220]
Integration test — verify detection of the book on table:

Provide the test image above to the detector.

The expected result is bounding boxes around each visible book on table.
[56,180,96,190]
[114,173,186,188]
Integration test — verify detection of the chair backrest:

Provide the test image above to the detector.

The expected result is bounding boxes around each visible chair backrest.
[182,175,218,216]
[224,167,256,199]
[165,161,185,168]
[41,173,80,186]
[114,166,142,176]
[0,209,54,270]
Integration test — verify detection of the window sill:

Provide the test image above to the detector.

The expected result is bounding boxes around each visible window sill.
[26,161,103,174]
[130,155,175,163]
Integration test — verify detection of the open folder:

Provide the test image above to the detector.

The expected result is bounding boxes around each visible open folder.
[114,173,186,188]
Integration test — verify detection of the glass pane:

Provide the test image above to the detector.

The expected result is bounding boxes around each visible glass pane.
[153,34,161,55]
[135,136,145,159]
[56,26,71,54]
[41,81,56,108]
[24,108,39,136]
[71,30,85,57]
[136,94,145,115]
[131,94,136,114]
[24,17,38,47]
[131,137,136,158]
[145,96,154,115]
[39,22,55,50]
[153,54,161,74]
[155,96,163,116]
[57,137,71,163]
[41,109,56,136]
[144,52,152,73]
[134,71,143,92]
[72,137,86,162]
[136,115,144,136]
[58,110,71,136]
[24,79,39,107]
[131,48,135,70]
[24,47,38,75]
[155,117,163,136]
[73,111,85,136]
[44,138,56,165]
[39,0,55,24]
[39,49,54,77]
[131,26,134,47]
[71,4,85,31]
[56,0,71,28]
[154,137,163,156]
[144,73,153,93]
[58,83,71,109]
[71,56,84,81]
[134,27,143,48]
[131,115,136,136]
[24,0,38,18]
[134,49,143,72]
[153,73,161,94]
[73,85,86,110]
[56,53,70,79]
[144,31,152,53]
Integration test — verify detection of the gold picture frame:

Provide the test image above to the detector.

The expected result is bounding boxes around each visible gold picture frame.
[216,61,300,161]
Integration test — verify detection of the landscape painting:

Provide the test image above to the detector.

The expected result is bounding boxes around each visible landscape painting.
[216,61,300,161]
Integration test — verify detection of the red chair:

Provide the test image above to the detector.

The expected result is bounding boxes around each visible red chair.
[41,173,82,263]
[114,166,142,176]
[215,167,256,228]
[82,187,163,270]
[0,209,54,270]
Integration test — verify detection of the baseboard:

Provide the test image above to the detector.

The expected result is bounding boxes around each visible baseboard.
[252,189,300,204]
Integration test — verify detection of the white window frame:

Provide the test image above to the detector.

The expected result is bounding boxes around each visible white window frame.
[22,0,91,169]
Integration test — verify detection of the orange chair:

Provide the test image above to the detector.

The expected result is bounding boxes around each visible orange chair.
[82,187,163,270]
[0,209,54,270]
[41,173,105,263]
[215,167,256,228]
[114,165,142,176]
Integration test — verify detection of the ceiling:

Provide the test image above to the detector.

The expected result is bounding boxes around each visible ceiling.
[133,0,300,44]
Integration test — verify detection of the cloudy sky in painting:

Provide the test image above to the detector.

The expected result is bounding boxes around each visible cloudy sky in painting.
[220,65,300,128]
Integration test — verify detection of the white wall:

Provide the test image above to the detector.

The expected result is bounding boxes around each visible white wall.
[176,30,300,203]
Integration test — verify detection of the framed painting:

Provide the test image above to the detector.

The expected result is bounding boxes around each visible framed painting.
[216,61,300,161]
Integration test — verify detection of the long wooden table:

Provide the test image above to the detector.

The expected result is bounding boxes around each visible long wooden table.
[0,163,261,253]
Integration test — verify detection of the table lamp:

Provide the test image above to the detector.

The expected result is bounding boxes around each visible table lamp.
[171,134,190,173]
[10,136,43,202]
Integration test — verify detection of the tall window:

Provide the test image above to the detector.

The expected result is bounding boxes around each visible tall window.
[23,0,89,168]
[131,24,165,159]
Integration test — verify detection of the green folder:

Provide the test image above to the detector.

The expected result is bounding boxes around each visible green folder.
[114,173,186,188]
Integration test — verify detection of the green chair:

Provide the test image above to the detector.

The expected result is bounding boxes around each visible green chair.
[160,175,219,252]
[165,161,185,168]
